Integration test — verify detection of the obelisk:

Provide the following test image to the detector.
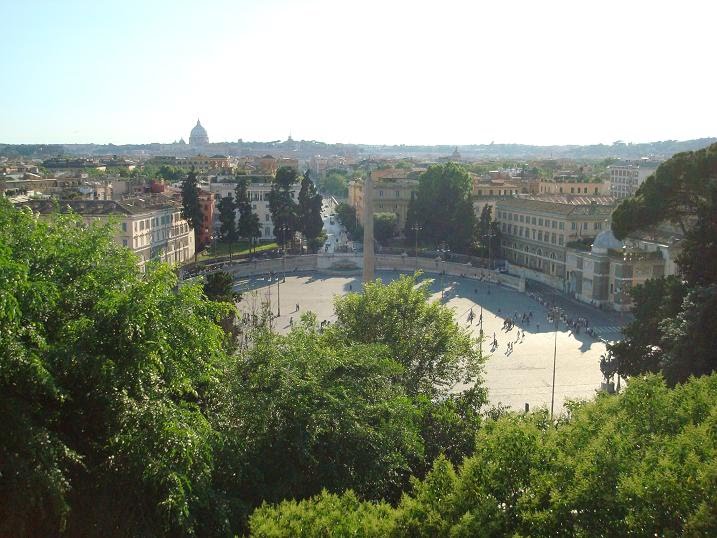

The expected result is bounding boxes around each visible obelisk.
[362,171,375,284]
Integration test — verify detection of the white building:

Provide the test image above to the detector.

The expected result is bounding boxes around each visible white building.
[608,159,661,199]
[210,178,300,241]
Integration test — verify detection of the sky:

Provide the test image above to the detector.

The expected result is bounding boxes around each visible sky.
[1,0,715,146]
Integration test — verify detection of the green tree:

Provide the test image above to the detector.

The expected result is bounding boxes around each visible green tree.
[332,274,482,397]
[373,212,397,243]
[336,202,362,239]
[235,177,261,253]
[0,199,233,536]
[203,271,238,303]
[319,170,349,197]
[297,170,324,252]
[408,163,476,253]
[607,142,717,385]
[268,166,299,250]
[217,193,238,258]
[181,167,204,251]
[215,321,423,526]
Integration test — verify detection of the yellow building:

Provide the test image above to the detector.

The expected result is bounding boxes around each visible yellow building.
[348,169,419,231]
[538,176,608,195]
[19,195,195,269]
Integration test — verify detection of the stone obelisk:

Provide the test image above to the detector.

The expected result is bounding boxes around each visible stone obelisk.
[362,171,375,284]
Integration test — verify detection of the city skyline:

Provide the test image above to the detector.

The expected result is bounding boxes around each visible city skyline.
[2,0,716,146]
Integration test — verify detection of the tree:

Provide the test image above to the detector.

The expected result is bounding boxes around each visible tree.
[215,321,424,523]
[336,202,361,238]
[217,193,238,258]
[235,176,261,253]
[319,170,349,197]
[408,163,476,253]
[332,274,482,397]
[249,373,717,538]
[203,271,238,303]
[297,170,324,252]
[181,167,204,252]
[607,142,717,385]
[0,198,233,536]
[268,166,299,250]
[373,212,397,243]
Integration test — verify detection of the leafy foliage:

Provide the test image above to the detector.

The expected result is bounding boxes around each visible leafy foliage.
[373,212,397,243]
[332,274,482,397]
[407,163,476,252]
[250,374,717,537]
[608,142,717,385]
[268,166,299,249]
[0,199,233,536]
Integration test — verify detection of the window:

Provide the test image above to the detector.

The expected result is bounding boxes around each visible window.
[395,190,400,198]
[538,231,543,241]
[571,222,577,230]
[122,239,127,246]
[265,214,270,222]
[559,235,564,246]
[532,229,536,239]
[520,215,524,223]
[559,222,564,230]
[379,190,384,197]
[539,218,544,226]
[531,217,536,224]
[551,233,556,244]
[552,220,557,229]
[122,222,127,232]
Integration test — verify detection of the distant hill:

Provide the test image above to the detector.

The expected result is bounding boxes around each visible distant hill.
[2,138,715,161]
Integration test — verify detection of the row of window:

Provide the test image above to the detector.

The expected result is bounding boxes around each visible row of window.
[499,211,565,230]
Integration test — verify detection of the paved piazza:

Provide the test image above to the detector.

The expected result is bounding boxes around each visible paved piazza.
[235,271,629,414]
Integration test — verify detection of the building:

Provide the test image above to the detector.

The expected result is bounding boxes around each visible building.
[347,169,419,231]
[209,178,300,241]
[538,176,608,196]
[495,197,615,290]
[566,224,682,311]
[189,119,209,146]
[18,195,195,269]
[608,159,660,199]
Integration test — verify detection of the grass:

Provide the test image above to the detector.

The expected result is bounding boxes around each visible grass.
[197,240,279,262]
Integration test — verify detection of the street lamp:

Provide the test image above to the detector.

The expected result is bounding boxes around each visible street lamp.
[411,224,422,272]
[549,305,561,420]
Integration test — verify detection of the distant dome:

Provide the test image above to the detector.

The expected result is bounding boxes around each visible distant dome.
[592,229,623,254]
[189,119,209,146]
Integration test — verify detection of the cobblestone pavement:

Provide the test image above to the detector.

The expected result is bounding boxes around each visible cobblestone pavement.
[235,271,628,414]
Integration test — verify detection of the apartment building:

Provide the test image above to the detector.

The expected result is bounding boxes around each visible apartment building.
[19,195,195,268]
[495,197,615,289]
[608,159,660,199]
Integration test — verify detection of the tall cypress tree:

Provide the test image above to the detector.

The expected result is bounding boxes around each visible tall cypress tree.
[235,177,261,253]
[268,166,298,250]
[297,170,325,252]
[217,193,238,259]
[181,167,204,254]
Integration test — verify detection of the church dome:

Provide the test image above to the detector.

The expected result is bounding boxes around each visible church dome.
[591,229,623,254]
[189,119,209,145]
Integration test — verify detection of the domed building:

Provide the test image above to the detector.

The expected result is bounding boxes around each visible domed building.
[566,225,671,312]
[189,119,209,146]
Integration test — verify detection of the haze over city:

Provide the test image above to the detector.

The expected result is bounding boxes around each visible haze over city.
[2,0,715,146]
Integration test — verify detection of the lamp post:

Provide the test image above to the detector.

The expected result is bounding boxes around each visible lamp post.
[412,224,422,273]
[549,305,561,420]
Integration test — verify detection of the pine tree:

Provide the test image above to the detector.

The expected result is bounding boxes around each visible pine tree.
[217,193,238,259]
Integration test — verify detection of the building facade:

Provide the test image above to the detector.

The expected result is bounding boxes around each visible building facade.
[538,178,608,196]
[348,169,419,231]
[19,195,195,269]
[495,197,615,289]
[608,160,660,199]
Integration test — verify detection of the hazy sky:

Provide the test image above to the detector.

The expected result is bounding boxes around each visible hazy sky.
[2,0,715,146]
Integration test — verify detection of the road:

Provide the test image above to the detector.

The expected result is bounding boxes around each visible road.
[321,201,350,253]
